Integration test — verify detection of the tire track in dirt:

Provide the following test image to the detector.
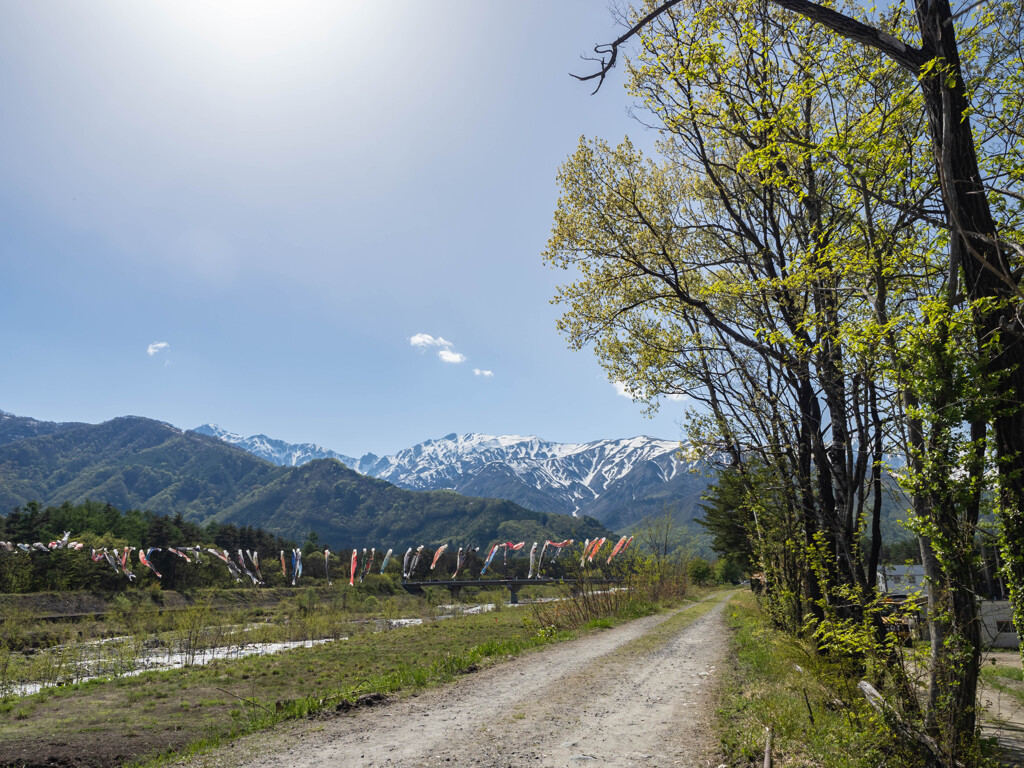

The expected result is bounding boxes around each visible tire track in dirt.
[184,594,731,768]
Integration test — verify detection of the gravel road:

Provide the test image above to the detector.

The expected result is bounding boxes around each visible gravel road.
[184,594,730,768]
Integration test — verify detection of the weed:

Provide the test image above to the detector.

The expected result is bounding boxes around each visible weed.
[717,592,901,768]
[173,597,213,667]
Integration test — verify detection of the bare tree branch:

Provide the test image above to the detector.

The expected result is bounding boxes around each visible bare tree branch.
[576,0,928,94]
[571,0,686,93]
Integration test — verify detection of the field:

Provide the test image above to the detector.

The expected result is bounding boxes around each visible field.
[0,580,663,768]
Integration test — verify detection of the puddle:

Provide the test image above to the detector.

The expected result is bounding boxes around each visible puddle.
[4,636,341,698]
[4,594,566,698]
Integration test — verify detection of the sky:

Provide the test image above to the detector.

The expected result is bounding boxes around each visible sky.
[0,1,690,458]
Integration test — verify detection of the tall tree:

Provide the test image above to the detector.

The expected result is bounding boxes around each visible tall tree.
[580,0,1024,675]
[554,0,1022,760]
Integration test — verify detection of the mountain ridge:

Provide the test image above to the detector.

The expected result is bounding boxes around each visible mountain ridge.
[193,423,360,469]
[0,412,610,548]
[194,425,709,530]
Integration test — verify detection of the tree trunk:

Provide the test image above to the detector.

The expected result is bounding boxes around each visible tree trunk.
[914,7,1022,746]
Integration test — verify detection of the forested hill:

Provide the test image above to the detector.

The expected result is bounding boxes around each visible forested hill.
[0,410,86,445]
[0,415,610,548]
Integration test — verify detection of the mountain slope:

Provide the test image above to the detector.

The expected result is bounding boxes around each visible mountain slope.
[193,427,916,538]
[219,458,605,545]
[198,427,704,529]
[0,410,86,447]
[0,415,610,548]
[193,423,359,469]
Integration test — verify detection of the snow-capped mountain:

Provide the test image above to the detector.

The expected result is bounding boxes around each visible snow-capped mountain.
[192,424,360,469]
[364,433,681,510]
[195,426,710,530]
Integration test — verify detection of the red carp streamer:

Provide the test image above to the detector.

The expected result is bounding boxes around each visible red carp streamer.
[587,537,608,563]
[350,549,358,586]
[139,548,162,578]
[547,539,573,564]
[502,541,525,565]
[606,536,629,563]
[167,547,191,562]
[119,547,137,581]
[430,544,448,570]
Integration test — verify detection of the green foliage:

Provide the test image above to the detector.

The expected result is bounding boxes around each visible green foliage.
[719,592,896,768]
[686,557,713,586]
[546,1,1024,761]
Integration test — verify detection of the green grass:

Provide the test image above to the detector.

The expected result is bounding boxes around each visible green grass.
[716,591,889,768]
[982,666,1023,683]
[981,664,1024,705]
[0,598,602,768]
[2,578,711,768]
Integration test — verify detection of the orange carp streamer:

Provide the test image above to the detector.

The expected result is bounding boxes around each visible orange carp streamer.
[430,543,449,570]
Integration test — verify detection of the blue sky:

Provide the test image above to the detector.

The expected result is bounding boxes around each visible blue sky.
[0,1,689,458]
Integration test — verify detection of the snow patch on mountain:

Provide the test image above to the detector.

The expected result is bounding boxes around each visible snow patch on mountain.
[193,426,696,525]
[192,424,359,469]
[366,432,688,516]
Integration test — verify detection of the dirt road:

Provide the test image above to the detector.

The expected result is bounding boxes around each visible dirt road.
[183,594,731,768]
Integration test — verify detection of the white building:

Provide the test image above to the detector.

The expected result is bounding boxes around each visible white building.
[878,565,1019,649]
[980,601,1020,649]
[877,564,928,597]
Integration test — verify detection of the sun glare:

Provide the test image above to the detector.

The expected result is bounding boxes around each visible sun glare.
[141,1,365,67]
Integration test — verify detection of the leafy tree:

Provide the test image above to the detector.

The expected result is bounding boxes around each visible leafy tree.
[686,556,713,585]
[698,462,760,573]
[554,0,1024,759]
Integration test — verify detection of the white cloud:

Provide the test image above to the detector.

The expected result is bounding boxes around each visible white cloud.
[613,380,637,399]
[410,332,467,364]
[614,380,688,402]
[147,341,170,357]
[409,333,452,348]
[473,368,494,377]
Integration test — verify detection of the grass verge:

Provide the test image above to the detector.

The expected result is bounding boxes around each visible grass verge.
[715,591,890,768]
[981,664,1024,703]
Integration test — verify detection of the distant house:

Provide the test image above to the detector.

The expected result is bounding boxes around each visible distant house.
[877,565,1019,649]
[877,564,928,597]
[980,601,1020,649]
